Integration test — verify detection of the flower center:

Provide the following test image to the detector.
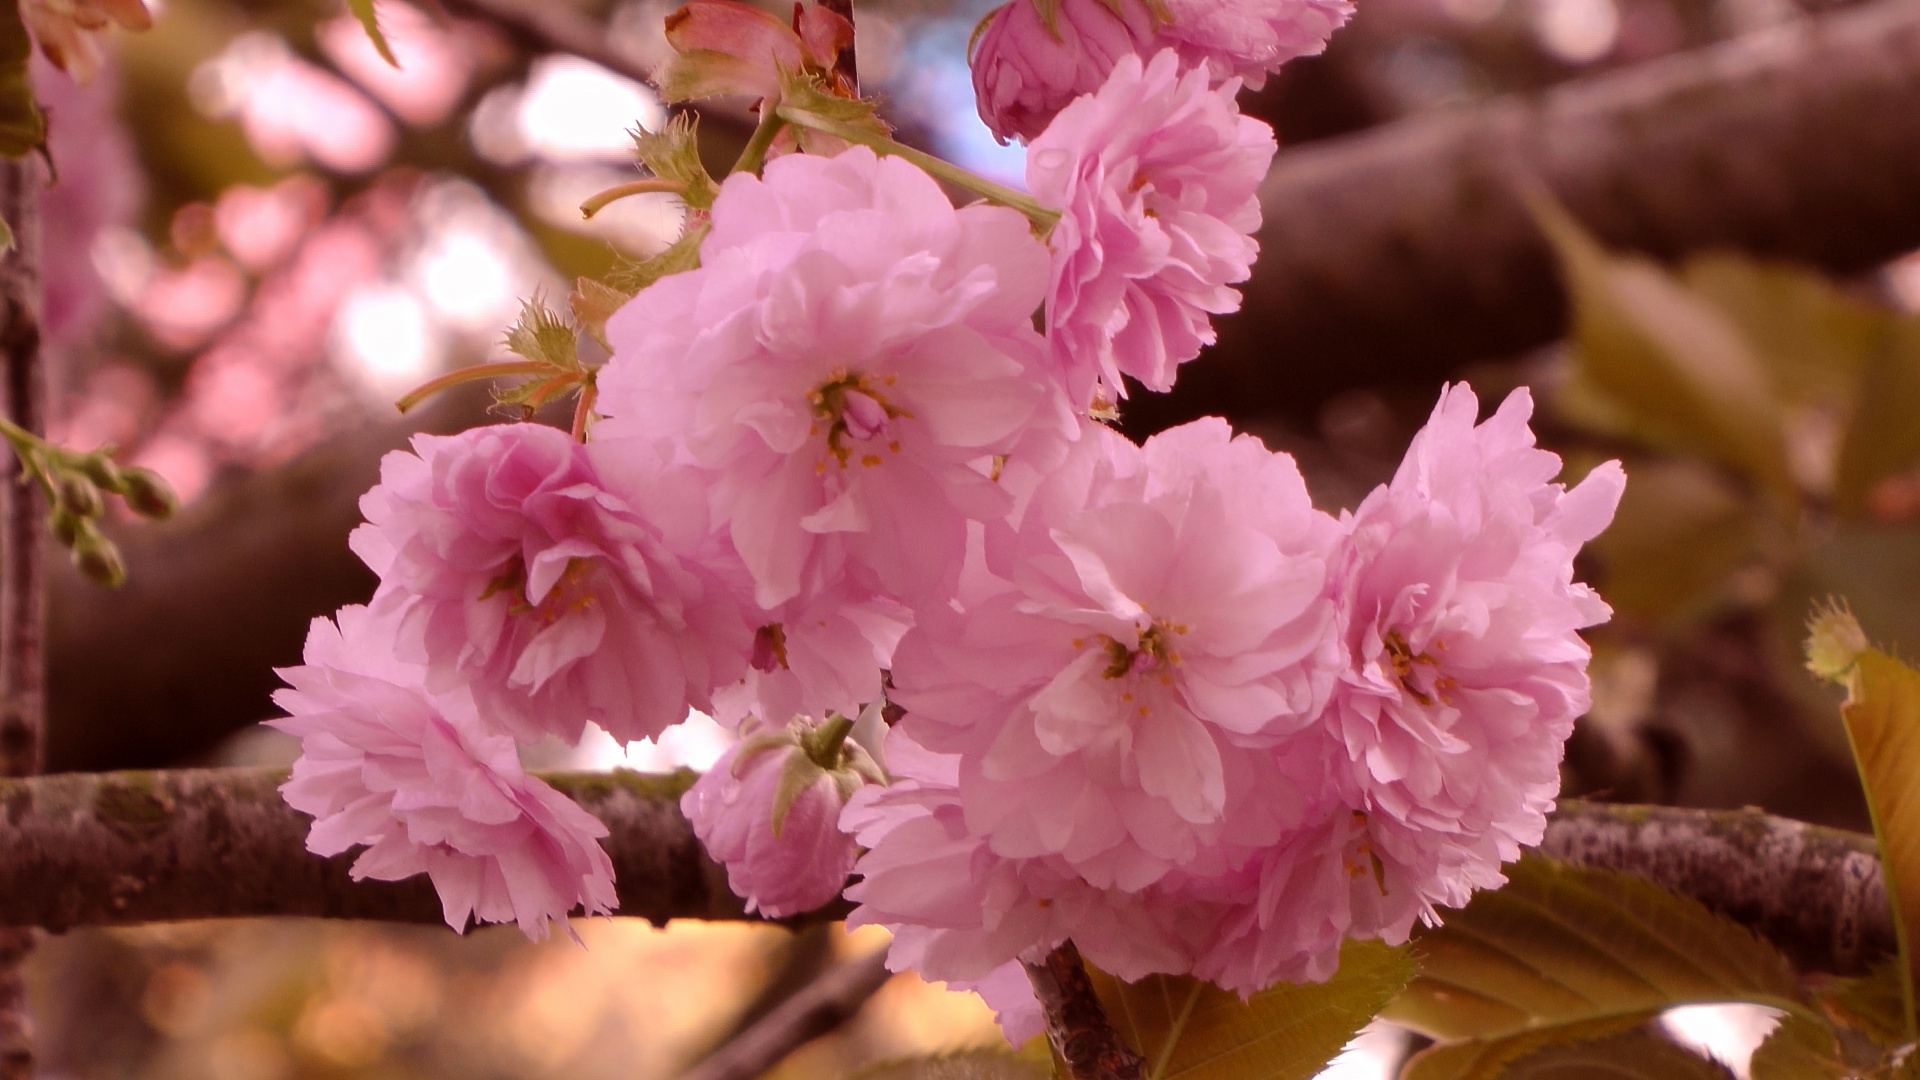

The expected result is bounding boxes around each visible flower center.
[1383,629,1454,706]
[808,369,910,469]
[751,623,789,673]
[481,555,597,624]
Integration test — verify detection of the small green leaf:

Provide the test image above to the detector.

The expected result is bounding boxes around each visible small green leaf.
[1532,199,1794,503]
[501,296,579,370]
[1495,1027,1737,1080]
[1087,939,1412,1080]
[1384,856,1812,1048]
[347,0,400,67]
[608,222,708,293]
[1833,322,1920,517]
[1748,1013,1847,1080]
[1679,254,1889,408]
[1586,458,1762,622]
[0,0,45,158]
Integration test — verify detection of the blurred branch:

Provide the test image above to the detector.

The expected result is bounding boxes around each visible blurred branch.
[675,948,894,1080]
[1543,799,1894,976]
[1025,941,1144,1080]
[1137,0,1920,429]
[431,0,655,88]
[0,768,1891,979]
[0,156,45,1080]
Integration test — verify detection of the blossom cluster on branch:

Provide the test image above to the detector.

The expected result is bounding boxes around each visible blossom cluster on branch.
[269,0,1624,1039]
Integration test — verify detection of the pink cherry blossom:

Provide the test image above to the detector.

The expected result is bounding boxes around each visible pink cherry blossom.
[969,0,1157,145]
[1155,0,1353,89]
[350,422,752,746]
[682,713,885,917]
[889,419,1343,893]
[1327,385,1624,918]
[1028,50,1275,406]
[271,603,617,939]
[597,147,1076,610]
[710,582,910,730]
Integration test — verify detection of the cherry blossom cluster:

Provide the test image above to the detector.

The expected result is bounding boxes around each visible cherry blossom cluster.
[270,0,1623,1030]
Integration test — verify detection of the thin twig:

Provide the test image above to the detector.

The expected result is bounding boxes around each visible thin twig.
[676,948,894,1080]
[0,156,45,1080]
[1024,941,1144,1080]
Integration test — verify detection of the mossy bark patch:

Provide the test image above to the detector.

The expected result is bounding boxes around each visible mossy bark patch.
[94,772,175,844]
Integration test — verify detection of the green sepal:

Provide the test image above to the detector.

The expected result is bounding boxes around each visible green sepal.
[609,221,709,293]
[633,113,719,211]
[769,746,826,838]
[346,0,400,67]
[569,277,631,353]
[776,66,891,151]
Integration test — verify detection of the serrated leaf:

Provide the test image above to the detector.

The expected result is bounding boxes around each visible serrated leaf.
[1749,1013,1847,1080]
[1383,856,1811,1044]
[346,0,399,67]
[0,1,45,158]
[1831,645,1920,1037]
[1820,959,1910,1047]
[1533,199,1794,503]
[1401,1016,1656,1080]
[846,1045,1054,1080]
[1494,1027,1737,1080]
[1833,323,1920,517]
[608,222,708,293]
[1087,939,1412,1080]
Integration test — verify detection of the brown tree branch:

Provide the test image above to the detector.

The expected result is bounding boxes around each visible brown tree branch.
[0,769,1895,978]
[1541,799,1894,976]
[675,948,894,1080]
[1024,941,1144,1080]
[1137,0,1920,429]
[0,155,46,1080]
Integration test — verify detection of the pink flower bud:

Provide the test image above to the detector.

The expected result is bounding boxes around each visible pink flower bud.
[969,0,1157,144]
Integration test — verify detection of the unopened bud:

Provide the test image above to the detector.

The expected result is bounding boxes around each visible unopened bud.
[71,521,127,588]
[79,454,124,492]
[58,474,103,519]
[48,506,79,547]
[120,467,179,520]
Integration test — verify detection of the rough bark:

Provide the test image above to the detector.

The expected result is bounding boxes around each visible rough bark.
[0,156,44,1080]
[1133,0,1920,430]
[0,766,860,930]
[1541,799,1893,976]
[0,770,1894,979]
[675,950,893,1080]
[1025,942,1145,1080]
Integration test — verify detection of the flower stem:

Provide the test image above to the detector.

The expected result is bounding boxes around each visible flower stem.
[570,375,598,442]
[775,104,1061,232]
[731,96,788,177]
[802,713,856,769]
[579,178,688,220]
[394,361,552,414]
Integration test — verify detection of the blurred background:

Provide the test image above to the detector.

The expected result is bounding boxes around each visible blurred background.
[22,0,1920,1072]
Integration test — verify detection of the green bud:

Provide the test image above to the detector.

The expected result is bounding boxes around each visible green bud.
[48,505,79,547]
[120,467,179,521]
[58,474,103,519]
[71,521,127,588]
[80,454,125,492]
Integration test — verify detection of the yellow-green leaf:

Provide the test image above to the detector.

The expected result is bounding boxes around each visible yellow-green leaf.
[1494,1027,1737,1080]
[346,0,400,67]
[1818,959,1909,1047]
[1679,254,1888,408]
[1087,939,1412,1080]
[1532,199,1793,503]
[1586,458,1762,622]
[1826,639,1920,1037]
[1748,1013,1847,1080]
[1383,856,1811,1045]
[0,0,45,158]
[1833,322,1920,516]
